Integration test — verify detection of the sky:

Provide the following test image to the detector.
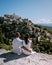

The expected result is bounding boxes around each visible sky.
[0,0,52,25]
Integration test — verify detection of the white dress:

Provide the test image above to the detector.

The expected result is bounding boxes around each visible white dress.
[22,39,36,55]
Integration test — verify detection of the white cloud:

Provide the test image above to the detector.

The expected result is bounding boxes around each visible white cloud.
[35,19,52,24]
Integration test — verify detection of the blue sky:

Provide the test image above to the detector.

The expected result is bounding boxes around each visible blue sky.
[0,0,52,25]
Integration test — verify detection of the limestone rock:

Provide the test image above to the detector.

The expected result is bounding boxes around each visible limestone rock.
[0,49,52,65]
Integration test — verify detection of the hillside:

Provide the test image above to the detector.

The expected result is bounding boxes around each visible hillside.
[0,14,52,54]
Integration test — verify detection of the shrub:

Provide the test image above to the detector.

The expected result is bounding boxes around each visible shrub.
[0,43,12,50]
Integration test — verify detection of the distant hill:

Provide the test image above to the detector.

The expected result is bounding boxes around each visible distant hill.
[36,23,52,27]
[36,24,52,34]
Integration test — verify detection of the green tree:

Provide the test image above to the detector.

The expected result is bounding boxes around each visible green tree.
[0,28,4,43]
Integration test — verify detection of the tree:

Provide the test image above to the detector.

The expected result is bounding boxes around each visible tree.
[0,28,4,43]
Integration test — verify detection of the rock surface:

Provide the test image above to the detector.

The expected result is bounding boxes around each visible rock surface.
[0,49,52,65]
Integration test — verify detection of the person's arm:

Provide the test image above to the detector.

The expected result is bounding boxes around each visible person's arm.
[21,46,32,53]
[29,40,33,48]
[30,43,33,48]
